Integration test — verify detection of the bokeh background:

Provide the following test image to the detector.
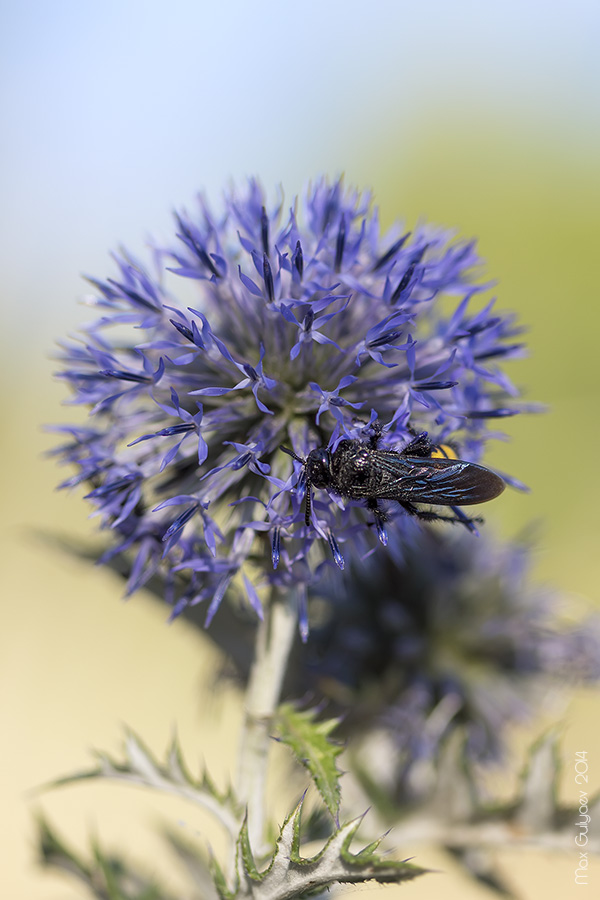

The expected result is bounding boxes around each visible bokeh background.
[2,1,599,897]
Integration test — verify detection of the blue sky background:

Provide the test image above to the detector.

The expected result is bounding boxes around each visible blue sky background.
[1,0,599,347]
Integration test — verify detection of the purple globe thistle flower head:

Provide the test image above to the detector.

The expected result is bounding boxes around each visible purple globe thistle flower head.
[300,525,600,805]
[53,178,528,636]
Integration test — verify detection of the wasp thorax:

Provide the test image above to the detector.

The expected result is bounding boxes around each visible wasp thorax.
[305,448,332,488]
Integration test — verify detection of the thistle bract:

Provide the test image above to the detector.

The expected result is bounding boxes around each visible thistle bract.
[53,178,527,633]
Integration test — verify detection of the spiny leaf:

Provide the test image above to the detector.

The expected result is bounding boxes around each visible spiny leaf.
[231,796,427,900]
[354,730,600,894]
[239,816,262,881]
[161,825,220,899]
[447,847,517,898]
[431,728,480,820]
[275,704,343,820]
[210,853,234,900]
[515,729,561,831]
[36,814,176,900]
[37,813,93,884]
[40,728,242,839]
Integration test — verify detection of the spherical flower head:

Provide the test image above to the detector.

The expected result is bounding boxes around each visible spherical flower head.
[301,526,600,804]
[53,177,528,634]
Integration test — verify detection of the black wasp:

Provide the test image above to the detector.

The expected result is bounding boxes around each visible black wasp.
[281,427,505,534]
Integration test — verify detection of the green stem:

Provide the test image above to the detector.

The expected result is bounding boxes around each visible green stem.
[235,589,298,855]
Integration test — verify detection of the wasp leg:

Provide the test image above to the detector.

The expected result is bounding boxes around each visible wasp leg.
[400,431,435,457]
[351,417,384,448]
[367,421,384,449]
[398,500,482,532]
[366,496,386,519]
[448,505,480,534]
[366,497,389,545]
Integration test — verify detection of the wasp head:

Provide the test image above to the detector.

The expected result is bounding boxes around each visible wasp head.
[305,448,332,488]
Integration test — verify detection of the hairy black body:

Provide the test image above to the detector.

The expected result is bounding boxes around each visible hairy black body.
[281,430,505,531]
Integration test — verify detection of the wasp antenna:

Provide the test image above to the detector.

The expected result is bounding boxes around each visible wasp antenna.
[280,444,305,464]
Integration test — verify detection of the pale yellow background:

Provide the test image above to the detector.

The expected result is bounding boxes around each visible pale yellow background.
[2,2,599,897]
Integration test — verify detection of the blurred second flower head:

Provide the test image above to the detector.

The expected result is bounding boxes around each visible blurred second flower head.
[52,177,529,633]
[300,525,600,804]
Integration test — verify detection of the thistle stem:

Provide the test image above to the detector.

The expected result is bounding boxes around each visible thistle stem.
[235,589,298,855]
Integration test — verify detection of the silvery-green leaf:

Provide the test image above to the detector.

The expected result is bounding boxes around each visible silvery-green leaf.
[37,814,177,900]
[162,826,220,899]
[226,797,427,900]
[447,846,516,898]
[430,728,479,820]
[515,730,561,832]
[43,728,242,839]
[275,704,343,820]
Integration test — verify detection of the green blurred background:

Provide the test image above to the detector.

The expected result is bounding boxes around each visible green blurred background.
[2,2,599,897]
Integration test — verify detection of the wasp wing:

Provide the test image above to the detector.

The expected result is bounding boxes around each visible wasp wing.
[373,452,505,506]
